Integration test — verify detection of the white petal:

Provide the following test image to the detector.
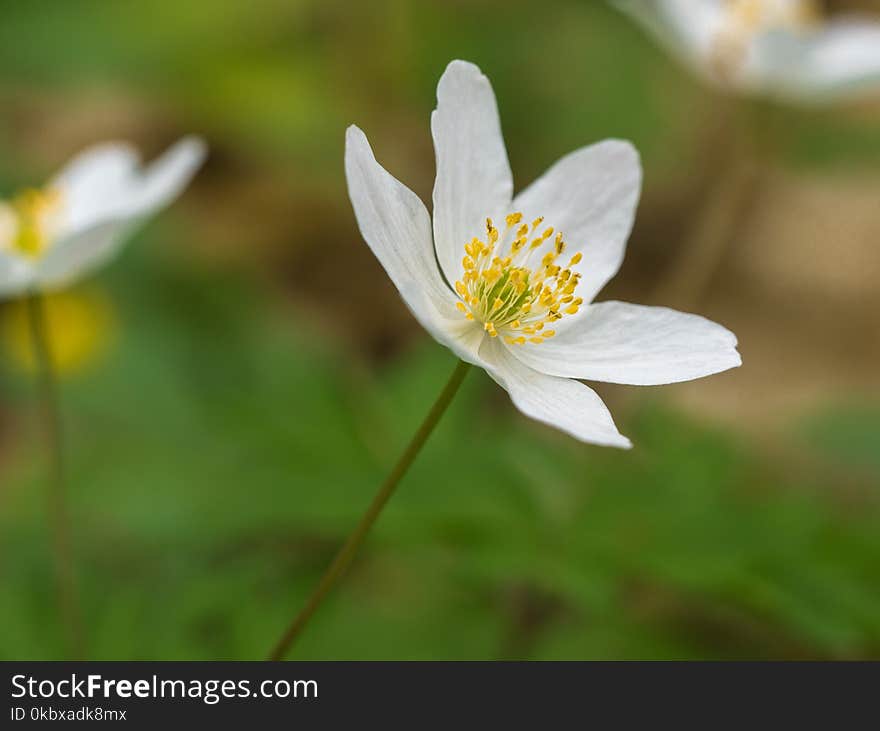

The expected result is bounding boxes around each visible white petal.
[431,60,513,288]
[0,203,41,297]
[480,337,631,449]
[34,137,205,289]
[117,136,206,217]
[507,301,741,386]
[613,0,726,70]
[0,252,37,299]
[345,125,486,365]
[786,19,880,101]
[50,136,206,237]
[511,140,641,304]
[34,219,130,291]
[49,142,140,233]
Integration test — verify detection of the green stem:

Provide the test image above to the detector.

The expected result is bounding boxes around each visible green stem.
[25,291,85,660]
[267,359,471,661]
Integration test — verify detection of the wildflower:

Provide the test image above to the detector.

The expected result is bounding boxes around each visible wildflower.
[614,0,880,102]
[0,136,204,660]
[0,137,205,297]
[345,60,740,448]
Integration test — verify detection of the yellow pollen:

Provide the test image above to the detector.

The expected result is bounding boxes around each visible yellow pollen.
[728,0,821,33]
[1,187,64,258]
[454,211,585,345]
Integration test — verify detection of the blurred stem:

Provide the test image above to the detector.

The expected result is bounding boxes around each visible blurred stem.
[268,359,471,660]
[652,96,762,310]
[652,159,758,308]
[25,290,85,660]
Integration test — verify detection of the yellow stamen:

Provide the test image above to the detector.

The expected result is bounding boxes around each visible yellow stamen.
[454,210,585,345]
[2,187,64,258]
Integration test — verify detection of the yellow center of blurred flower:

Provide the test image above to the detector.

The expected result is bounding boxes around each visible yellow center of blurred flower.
[0,187,64,259]
[2,289,116,376]
[454,212,583,345]
[711,0,822,81]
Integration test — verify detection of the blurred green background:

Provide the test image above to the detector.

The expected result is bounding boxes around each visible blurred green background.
[1,0,879,660]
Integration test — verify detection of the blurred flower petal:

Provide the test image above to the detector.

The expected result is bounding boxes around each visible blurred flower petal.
[49,142,141,234]
[790,19,880,100]
[0,137,205,297]
[35,218,128,290]
[51,136,206,237]
[615,0,880,103]
[614,0,725,67]
[0,251,36,298]
[34,138,205,290]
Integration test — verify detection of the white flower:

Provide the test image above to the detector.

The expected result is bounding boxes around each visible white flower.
[0,137,206,298]
[614,0,880,103]
[345,60,740,448]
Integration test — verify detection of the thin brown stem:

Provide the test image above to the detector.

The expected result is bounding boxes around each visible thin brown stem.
[652,95,762,310]
[652,159,759,309]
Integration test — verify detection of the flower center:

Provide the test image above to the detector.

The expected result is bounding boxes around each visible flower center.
[453,212,583,346]
[710,0,821,81]
[0,187,63,259]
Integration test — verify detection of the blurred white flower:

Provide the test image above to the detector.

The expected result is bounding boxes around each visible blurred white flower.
[345,60,740,448]
[614,0,880,102]
[0,137,206,297]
